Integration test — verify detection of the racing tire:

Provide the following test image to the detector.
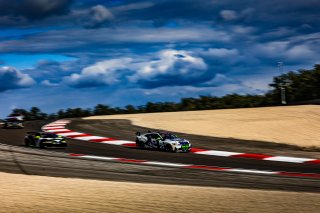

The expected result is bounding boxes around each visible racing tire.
[165,144,173,152]
[140,142,145,149]
[156,141,160,150]
[39,141,45,149]
[136,140,145,149]
[24,139,30,147]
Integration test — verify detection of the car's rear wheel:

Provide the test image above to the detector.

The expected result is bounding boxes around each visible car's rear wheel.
[165,144,173,152]
[140,142,145,149]
[136,140,145,149]
[25,139,30,147]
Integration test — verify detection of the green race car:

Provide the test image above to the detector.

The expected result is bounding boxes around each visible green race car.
[25,132,67,148]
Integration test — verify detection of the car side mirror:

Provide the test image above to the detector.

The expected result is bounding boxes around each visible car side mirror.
[136,132,141,136]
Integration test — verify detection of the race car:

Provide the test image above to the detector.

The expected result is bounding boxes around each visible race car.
[25,132,67,148]
[3,117,24,129]
[7,113,24,121]
[135,131,191,152]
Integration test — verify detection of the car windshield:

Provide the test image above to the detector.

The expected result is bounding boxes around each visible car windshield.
[42,133,58,138]
[148,133,162,139]
[164,134,178,139]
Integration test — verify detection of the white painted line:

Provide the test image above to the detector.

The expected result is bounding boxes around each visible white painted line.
[228,168,278,175]
[101,140,135,145]
[57,132,84,136]
[194,150,242,157]
[44,123,68,126]
[43,126,66,130]
[68,154,320,179]
[80,155,118,161]
[45,129,70,132]
[264,156,315,163]
[72,136,107,141]
[143,161,192,167]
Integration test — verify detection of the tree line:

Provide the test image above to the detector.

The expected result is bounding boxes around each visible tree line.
[9,64,320,120]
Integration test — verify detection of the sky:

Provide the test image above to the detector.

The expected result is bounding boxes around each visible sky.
[0,0,320,117]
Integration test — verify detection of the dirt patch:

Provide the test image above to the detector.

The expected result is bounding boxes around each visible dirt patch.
[85,105,320,148]
[0,172,319,213]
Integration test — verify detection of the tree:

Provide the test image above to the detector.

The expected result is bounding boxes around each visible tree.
[269,64,320,103]
[94,104,113,115]
[125,105,136,114]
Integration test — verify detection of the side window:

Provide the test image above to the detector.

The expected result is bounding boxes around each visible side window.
[145,134,150,138]
[150,134,162,139]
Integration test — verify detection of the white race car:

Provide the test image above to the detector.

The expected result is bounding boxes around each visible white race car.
[7,113,24,121]
[135,132,191,152]
[3,117,24,129]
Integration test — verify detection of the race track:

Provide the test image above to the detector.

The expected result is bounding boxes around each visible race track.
[0,119,319,192]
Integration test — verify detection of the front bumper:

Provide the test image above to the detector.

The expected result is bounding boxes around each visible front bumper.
[42,141,67,148]
[4,123,24,128]
[175,143,192,152]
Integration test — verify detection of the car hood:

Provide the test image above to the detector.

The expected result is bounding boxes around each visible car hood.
[165,138,190,144]
[42,137,65,141]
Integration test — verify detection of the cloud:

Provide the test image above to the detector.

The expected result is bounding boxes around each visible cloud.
[0,0,72,20]
[113,2,155,12]
[41,80,59,87]
[253,40,320,64]
[200,48,239,58]
[130,49,208,88]
[0,26,231,53]
[64,49,212,89]
[220,10,238,21]
[64,58,133,88]
[84,4,113,28]
[201,73,240,87]
[0,66,35,92]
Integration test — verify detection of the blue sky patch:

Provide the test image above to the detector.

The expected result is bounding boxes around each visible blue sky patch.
[0,54,75,69]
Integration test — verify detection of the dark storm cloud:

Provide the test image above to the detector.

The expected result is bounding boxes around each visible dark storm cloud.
[114,0,320,31]
[0,0,72,20]
[22,58,86,86]
[0,66,35,92]
[0,26,230,54]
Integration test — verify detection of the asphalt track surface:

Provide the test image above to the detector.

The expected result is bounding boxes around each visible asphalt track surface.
[0,119,319,192]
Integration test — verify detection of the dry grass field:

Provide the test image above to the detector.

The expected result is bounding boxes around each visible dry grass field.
[1,172,320,213]
[85,105,320,148]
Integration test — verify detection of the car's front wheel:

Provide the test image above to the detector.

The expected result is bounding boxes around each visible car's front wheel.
[165,144,173,152]
[39,141,46,149]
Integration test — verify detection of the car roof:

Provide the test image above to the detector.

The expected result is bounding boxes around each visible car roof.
[144,132,160,135]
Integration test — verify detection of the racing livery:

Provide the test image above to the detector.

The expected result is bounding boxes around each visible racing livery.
[135,131,191,152]
[3,117,24,129]
[25,132,67,148]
